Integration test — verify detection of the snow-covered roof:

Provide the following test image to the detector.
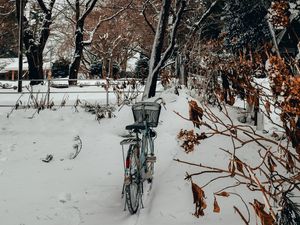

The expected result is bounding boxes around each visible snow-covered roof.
[0,58,18,73]
[2,60,51,72]
[4,60,29,71]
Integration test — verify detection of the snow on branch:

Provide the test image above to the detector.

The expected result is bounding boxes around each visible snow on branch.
[152,0,186,76]
[65,0,77,12]
[48,0,56,11]
[37,0,56,14]
[37,0,49,13]
[80,0,98,22]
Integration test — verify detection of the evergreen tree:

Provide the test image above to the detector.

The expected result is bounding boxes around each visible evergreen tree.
[51,58,70,78]
[223,0,271,53]
[135,56,149,79]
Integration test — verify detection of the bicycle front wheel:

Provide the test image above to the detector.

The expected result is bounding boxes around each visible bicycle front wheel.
[125,145,140,214]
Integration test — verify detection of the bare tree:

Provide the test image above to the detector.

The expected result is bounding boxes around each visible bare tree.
[67,0,132,84]
[84,0,157,78]
[67,0,98,84]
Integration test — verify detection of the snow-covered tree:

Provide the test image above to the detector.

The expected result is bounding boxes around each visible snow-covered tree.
[135,55,149,79]
[16,0,56,85]
[223,0,271,53]
[175,0,224,85]
[143,0,186,99]
[67,0,132,84]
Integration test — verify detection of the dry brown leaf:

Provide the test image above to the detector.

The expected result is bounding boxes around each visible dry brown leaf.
[191,182,207,217]
[228,95,235,106]
[189,100,203,128]
[264,101,271,115]
[267,156,277,173]
[228,161,236,177]
[235,157,244,174]
[247,95,255,107]
[216,191,230,197]
[177,129,201,153]
[286,152,295,173]
[251,199,275,225]
[213,197,220,213]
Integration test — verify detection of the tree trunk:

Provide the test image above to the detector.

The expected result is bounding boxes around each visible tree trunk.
[102,58,109,79]
[108,58,113,79]
[267,19,281,57]
[69,22,84,85]
[25,47,44,85]
[143,0,186,100]
[16,0,55,85]
[143,0,172,99]
[68,0,99,85]
[177,53,186,85]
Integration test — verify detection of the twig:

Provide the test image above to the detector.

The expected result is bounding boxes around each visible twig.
[70,135,82,159]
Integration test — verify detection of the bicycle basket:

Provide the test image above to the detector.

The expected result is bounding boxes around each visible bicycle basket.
[132,102,161,127]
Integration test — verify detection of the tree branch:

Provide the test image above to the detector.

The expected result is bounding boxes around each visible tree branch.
[83,0,133,46]
[142,0,156,34]
[192,0,220,34]
[37,0,49,13]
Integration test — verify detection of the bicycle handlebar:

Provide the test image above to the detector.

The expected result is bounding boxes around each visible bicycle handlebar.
[154,97,167,110]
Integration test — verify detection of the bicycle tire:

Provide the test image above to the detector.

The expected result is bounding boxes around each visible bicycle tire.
[125,145,140,214]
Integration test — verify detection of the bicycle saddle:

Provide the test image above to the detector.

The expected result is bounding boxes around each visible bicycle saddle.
[125,122,146,131]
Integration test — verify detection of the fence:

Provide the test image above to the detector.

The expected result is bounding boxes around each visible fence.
[0,78,148,108]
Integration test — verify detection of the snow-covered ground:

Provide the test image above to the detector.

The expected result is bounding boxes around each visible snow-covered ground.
[0,83,286,225]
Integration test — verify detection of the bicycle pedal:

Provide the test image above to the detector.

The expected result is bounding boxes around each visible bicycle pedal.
[146,155,156,163]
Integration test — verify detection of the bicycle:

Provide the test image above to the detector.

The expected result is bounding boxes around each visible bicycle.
[120,98,162,214]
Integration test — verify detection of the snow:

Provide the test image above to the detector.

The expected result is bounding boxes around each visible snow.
[0,58,19,73]
[2,60,51,71]
[126,53,139,72]
[0,84,289,225]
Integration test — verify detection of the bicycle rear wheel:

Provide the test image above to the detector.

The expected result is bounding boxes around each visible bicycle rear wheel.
[125,145,140,214]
